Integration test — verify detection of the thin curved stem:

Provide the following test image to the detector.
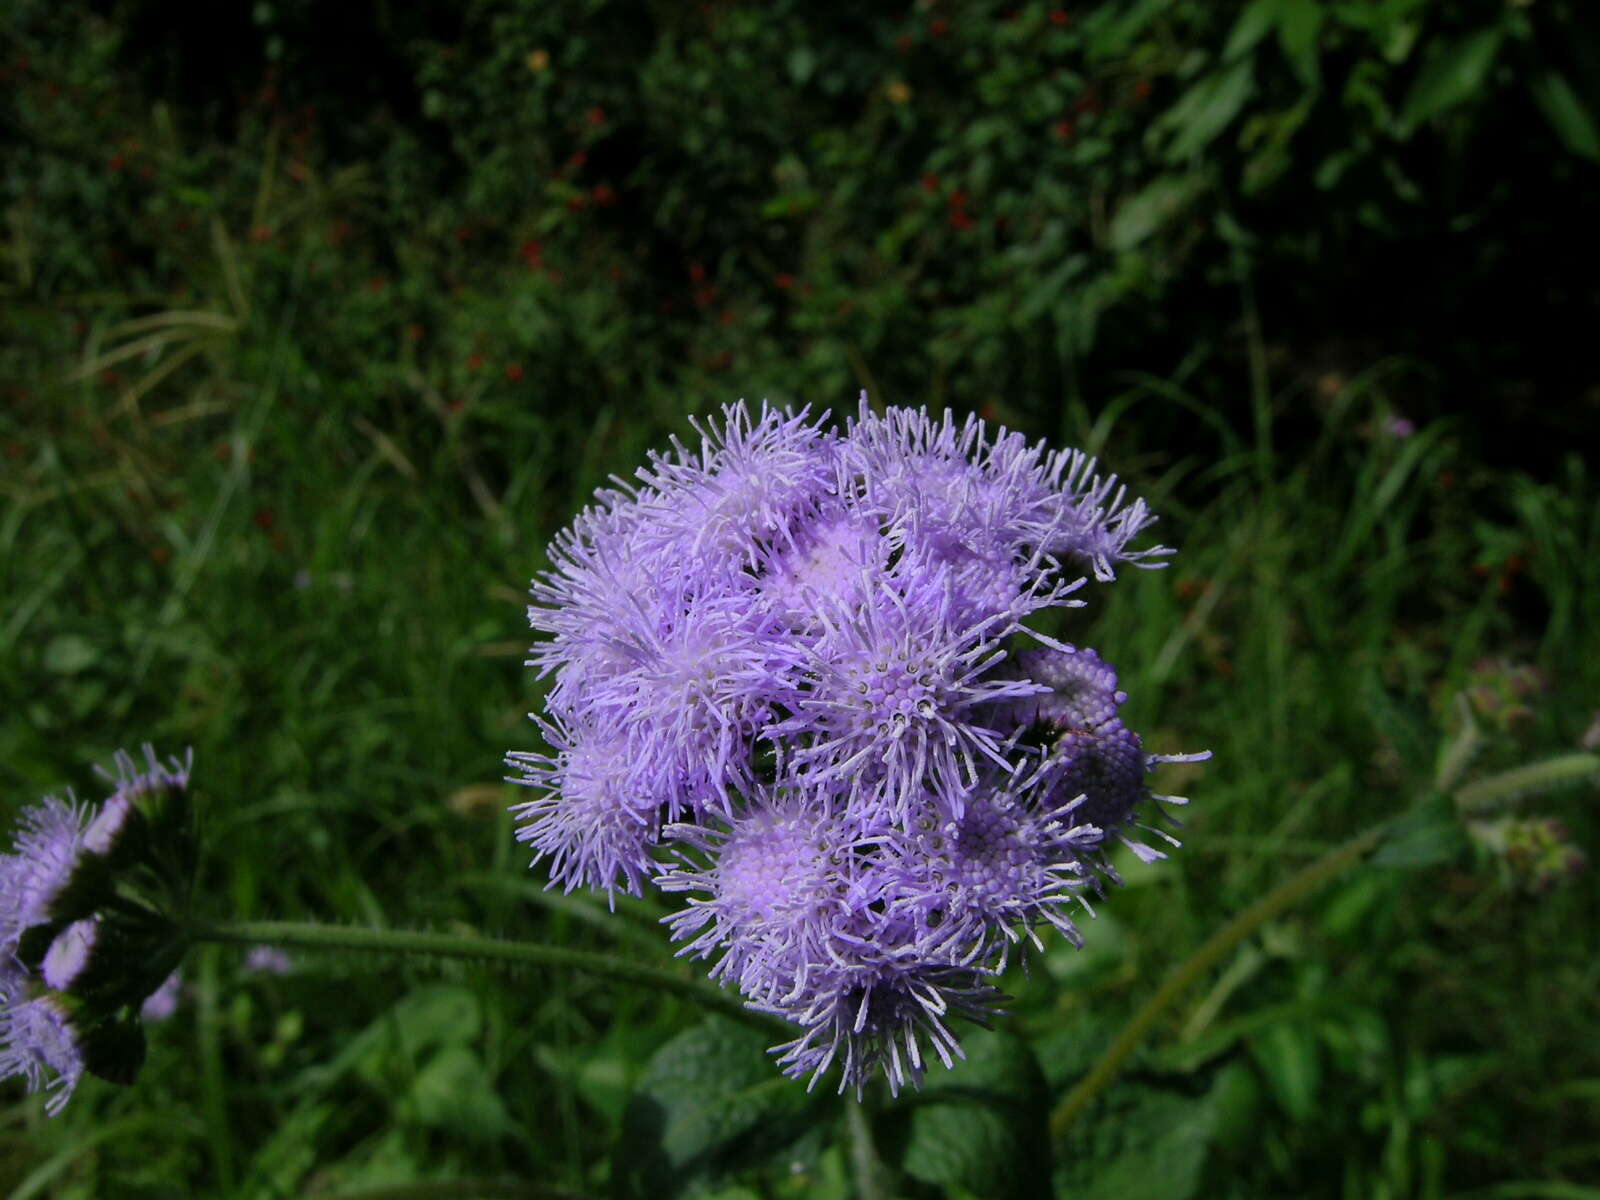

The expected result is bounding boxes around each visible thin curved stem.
[188,919,784,1035]
[1049,818,1392,1140]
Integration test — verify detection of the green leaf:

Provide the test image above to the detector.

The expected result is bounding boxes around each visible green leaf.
[614,1017,820,1199]
[787,46,816,85]
[304,984,481,1090]
[1160,59,1255,159]
[172,186,216,209]
[898,1029,1052,1199]
[1053,1077,1219,1200]
[1223,0,1282,61]
[1372,791,1468,869]
[1529,70,1600,161]
[1398,27,1503,134]
[43,634,98,675]
[1275,0,1324,88]
[1320,870,1394,939]
[397,1045,511,1140]
[1249,1020,1321,1122]
[1109,175,1200,252]
[1016,256,1088,323]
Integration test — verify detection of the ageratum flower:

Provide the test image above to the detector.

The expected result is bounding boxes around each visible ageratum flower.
[508,395,1207,1094]
[0,796,91,953]
[3,746,196,1115]
[1,795,93,1114]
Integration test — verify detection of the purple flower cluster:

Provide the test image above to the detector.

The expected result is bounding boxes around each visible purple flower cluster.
[508,396,1205,1094]
[1,746,192,1115]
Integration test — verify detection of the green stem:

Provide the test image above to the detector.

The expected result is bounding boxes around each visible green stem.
[188,919,782,1035]
[1454,753,1600,813]
[1048,819,1392,1140]
[846,1098,890,1200]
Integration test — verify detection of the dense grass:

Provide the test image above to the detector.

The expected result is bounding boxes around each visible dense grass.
[5,3,1600,1196]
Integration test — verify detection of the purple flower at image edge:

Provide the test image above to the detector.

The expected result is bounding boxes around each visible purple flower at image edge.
[3,746,195,1115]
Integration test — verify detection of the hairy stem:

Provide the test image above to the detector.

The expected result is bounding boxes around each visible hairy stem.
[188,919,782,1034]
[846,1097,891,1200]
[1049,819,1392,1139]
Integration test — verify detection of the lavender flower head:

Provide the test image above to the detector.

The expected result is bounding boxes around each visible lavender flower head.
[508,396,1207,1094]
[1,794,92,1114]
[3,745,196,1115]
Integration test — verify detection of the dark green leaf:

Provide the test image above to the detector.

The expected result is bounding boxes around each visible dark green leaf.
[1398,27,1503,134]
[1275,0,1324,88]
[1110,175,1200,252]
[1529,70,1600,161]
[1160,60,1255,159]
[1054,1076,1220,1200]
[614,1018,820,1199]
[1372,791,1468,869]
[898,1029,1052,1200]
[1223,0,1282,61]
[1249,1020,1321,1122]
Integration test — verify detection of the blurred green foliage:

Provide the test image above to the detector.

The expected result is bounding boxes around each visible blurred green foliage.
[6,0,1599,450]
[3,1,1600,1197]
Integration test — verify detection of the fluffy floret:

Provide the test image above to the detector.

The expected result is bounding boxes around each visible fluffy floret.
[0,795,89,953]
[0,995,84,1117]
[770,566,1040,821]
[507,719,661,899]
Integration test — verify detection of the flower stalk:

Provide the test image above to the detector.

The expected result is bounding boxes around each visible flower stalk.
[185,919,782,1034]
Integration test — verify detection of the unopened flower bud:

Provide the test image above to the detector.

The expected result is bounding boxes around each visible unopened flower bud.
[1470,815,1585,894]
[83,792,148,867]
[140,971,183,1022]
[1467,659,1549,739]
[41,918,101,992]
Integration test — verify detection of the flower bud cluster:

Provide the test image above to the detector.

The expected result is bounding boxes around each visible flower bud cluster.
[1465,657,1550,740]
[1,747,194,1115]
[1468,816,1588,895]
[509,397,1206,1094]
